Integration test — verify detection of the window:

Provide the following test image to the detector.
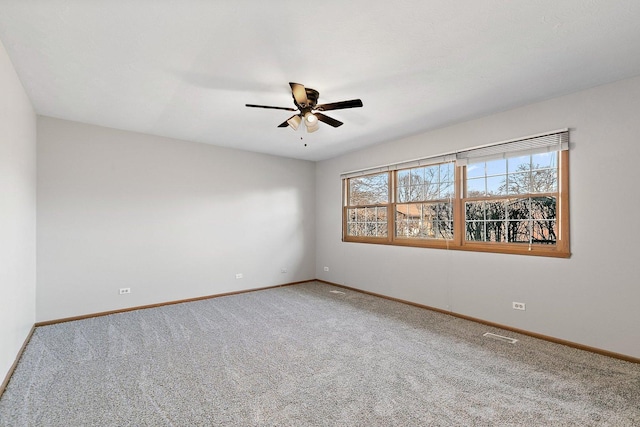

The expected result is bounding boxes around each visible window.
[395,163,454,240]
[342,130,570,257]
[464,154,559,244]
[345,172,389,239]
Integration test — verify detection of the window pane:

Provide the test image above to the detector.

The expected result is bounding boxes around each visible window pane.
[531,170,557,193]
[376,207,388,221]
[435,202,453,235]
[435,202,452,221]
[508,155,530,173]
[440,181,454,199]
[440,163,454,181]
[398,162,455,202]
[466,163,485,179]
[396,203,421,237]
[397,185,408,202]
[346,207,388,237]
[486,159,507,176]
[466,221,486,241]
[465,201,485,221]
[467,177,485,197]
[424,165,438,183]
[368,223,379,235]
[436,221,454,239]
[395,203,452,240]
[347,208,357,222]
[397,169,410,183]
[379,221,388,236]
[347,223,356,236]
[424,183,439,200]
[397,169,423,202]
[507,220,530,243]
[485,200,506,220]
[532,152,557,170]
[396,219,408,237]
[409,169,426,186]
[506,172,530,195]
[413,184,424,200]
[397,185,422,202]
[531,196,556,219]
[532,220,557,244]
[396,203,409,217]
[468,154,559,197]
[349,173,389,205]
[507,198,531,220]
[486,221,506,242]
[487,175,506,196]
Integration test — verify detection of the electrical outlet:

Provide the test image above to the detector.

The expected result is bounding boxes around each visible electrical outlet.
[235,273,243,279]
[119,288,131,295]
[512,302,526,311]
[324,266,329,272]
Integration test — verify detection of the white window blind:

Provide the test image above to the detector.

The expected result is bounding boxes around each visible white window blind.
[340,129,569,178]
[340,154,456,179]
[455,129,569,166]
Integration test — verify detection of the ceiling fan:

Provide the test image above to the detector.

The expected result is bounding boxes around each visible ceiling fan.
[245,82,363,132]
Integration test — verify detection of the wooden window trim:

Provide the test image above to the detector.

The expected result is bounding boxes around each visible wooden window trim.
[342,151,570,258]
[343,172,392,242]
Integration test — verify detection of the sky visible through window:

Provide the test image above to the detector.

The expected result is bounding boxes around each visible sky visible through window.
[466,152,557,196]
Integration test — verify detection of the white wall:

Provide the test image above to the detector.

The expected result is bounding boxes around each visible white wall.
[37,118,316,321]
[316,75,640,359]
[0,41,36,380]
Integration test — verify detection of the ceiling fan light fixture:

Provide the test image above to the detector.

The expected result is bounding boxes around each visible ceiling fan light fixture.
[304,112,318,126]
[306,121,320,133]
[287,115,301,130]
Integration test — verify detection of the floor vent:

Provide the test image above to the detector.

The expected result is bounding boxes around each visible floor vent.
[329,290,345,294]
[483,332,518,344]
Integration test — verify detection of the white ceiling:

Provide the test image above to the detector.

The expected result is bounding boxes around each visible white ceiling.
[2,1,640,161]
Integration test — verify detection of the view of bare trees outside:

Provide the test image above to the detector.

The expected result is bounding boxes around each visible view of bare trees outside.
[348,173,388,205]
[465,197,557,243]
[346,173,389,237]
[396,163,454,239]
[464,153,558,244]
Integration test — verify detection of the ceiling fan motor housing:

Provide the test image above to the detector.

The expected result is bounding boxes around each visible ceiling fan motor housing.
[302,88,319,108]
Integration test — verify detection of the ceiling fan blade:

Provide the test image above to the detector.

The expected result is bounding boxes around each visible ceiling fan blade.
[315,99,363,111]
[246,104,297,111]
[315,112,343,128]
[277,120,290,128]
[289,82,309,107]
